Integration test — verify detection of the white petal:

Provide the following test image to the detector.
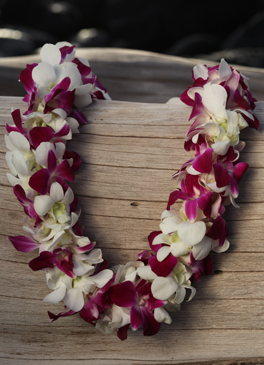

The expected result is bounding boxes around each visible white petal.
[202,84,227,116]
[212,140,230,155]
[157,246,171,262]
[219,59,232,80]
[12,151,29,176]
[151,276,178,300]
[9,131,30,152]
[32,62,56,87]
[52,108,67,120]
[193,64,208,80]
[170,241,190,257]
[55,63,81,89]
[50,182,64,202]
[137,265,157,281]
[153,233,170,246]
[213,239,230,253]
[54,142,66,160]
[154,307,172,324]
[40,43,61,66]
[35,142,55,166]
[34,195,54,216]
[73,256,94,276]
[177,221,206,246]
[62,187,74,205]
[74,84,93,109]
[6,173,21,187]
[66,117,80,134]
[89,269,113,288]
[160,216,182,235]
[192,236,214,260]
[172,286,186,304]
[64,288,84,312]
[5,151,17,176]
[43,284,66,304]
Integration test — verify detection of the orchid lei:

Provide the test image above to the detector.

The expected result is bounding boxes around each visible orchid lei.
[5,42,262,340]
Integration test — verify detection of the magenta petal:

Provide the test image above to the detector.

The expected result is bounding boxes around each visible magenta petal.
[70,110,88,125]
[8,235,39,252]
[242,112,259,130]
[117,324,130,341]
[193,148,213,173]
[29,251,56,271]
[233,162,248,183]
[110,281,137,307]
[79,297,99,325]
[141,308,161,336]
[48,309,75,322]
[11,109,23,130]
[206,215,229,246]
[29,169,50,195]
[213,163,232,188]
[180,88,194,107]
[55,250,75,278]
[230,178,239,197]
[189,92,205,121]
[47,149,57,173]
[197,191,213,218]
[185,199,197,222]
[59,45,75,61]
[148,231,163,252]
[56,160,75,182]
[190,252,213,282]
[19,65,36,93]
[233,89,249,109]
[63,150,81,172]
[149,254,178,277]
[130,305,143,331]
[30,126,54,148]
[167,190,189,210]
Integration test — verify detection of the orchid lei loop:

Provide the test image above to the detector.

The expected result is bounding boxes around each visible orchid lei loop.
[5,42,262,340]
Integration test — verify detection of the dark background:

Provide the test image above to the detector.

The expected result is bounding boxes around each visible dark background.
[1,0,264,67]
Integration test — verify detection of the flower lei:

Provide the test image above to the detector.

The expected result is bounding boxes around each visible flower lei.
[5,42,262,340]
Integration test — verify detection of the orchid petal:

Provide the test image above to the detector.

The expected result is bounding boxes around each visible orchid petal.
[137,265,157,281]
[40,44,61,66]
[34,195,54,216]
[90,269,113,288]
[157,246,171,262]
[192,236,214,261]
[151,277,178,300]
[203,84,227,116]
[64,288,84,312]
[178,221,206,246]
[154,307,172,324]
[43,284,66,304]
[50,182,64,202]
[32,62,56,87]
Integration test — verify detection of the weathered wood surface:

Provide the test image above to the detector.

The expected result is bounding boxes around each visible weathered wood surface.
[1,48,264,103]
[1,49,264,365]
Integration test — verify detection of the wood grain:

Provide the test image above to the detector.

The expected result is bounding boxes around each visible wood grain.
[0,49,264,364]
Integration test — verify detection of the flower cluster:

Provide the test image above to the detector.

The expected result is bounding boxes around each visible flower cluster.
[5,45,261,340]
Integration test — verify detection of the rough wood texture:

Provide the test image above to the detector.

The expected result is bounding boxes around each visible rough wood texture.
[1,49,264,364]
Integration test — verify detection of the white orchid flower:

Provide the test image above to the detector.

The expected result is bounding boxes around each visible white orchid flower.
[151,262,196,303]
[34,182,74,223]
[64,269,114,312]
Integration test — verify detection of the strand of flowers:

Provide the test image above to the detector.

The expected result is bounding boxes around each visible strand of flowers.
[5,42,262,340]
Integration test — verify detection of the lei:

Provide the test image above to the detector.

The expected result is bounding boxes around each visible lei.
[5,42,262,341]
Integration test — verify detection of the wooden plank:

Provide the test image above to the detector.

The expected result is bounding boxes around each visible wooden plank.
[1,48,264,103]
